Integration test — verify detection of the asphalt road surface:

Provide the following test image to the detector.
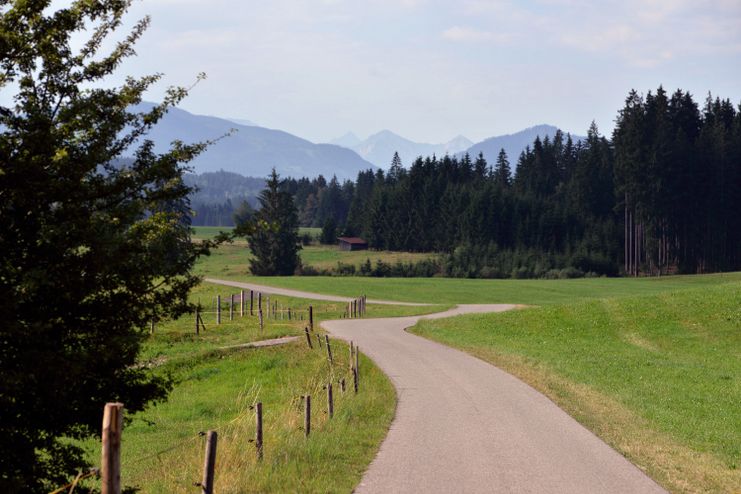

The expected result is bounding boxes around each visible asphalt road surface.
[323,305,667,494]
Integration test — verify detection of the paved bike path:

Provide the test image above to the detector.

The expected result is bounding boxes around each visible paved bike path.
[323,306,666,494]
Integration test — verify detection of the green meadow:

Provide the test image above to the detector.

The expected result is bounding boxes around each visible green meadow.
[411,282,741,493]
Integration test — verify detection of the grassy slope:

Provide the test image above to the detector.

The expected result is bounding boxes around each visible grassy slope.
[411,282,741,493]
[76,280,438,493]
[240,272,741,304]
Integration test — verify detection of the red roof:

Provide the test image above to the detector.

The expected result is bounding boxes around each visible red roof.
[337,237,367,245]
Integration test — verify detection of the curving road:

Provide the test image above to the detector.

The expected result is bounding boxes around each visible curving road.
[323,306,667,494]
[206,279,665,493]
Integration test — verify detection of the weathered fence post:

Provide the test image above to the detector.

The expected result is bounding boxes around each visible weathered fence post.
[304,395,311,437]
[316,333,323,348]
[327,383,334,419]
[240,290,245,317]
[353,367,359,394]
[255,402,263,461]
[150,318,155,334]
[304,328,313,349]
[309,305,314,331]
[230,294,234,321]
[325,335,333,364]
[355,346,360,375]
[349,341,354,370]
[324,334,334,364]
[216,295,221,325]
[250,290,254,316]
[101,402,123,494]
[195,307,200,335]
[200,430,218,494]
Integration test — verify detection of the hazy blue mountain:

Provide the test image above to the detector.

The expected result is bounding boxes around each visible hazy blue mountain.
[329,132,362,148]
[130,103,375,181]
[350,130,473,168]
[462,124,585,166]
[224,117,258,127]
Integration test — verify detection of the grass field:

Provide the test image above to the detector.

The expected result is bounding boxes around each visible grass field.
[239,272,741,305]
[73,280,444,493]
[193,240,436,278]
[411,282,741,493]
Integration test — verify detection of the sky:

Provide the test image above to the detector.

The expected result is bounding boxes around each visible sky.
[43,0,741,143]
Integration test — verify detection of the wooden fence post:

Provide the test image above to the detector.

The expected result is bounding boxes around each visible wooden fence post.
[216,295,221,325]
[101,402,123,494]
[309,305,313,331]
[250,290,254,316]
[304,395,311,437]
[195,307,200,335]
[327,383,334,418]
[355,346,360,375]
[316,333,323,348]
[304,328,313,349]
[240,290,245,317]
[255,402,263,461]
[230,294,234,321]
[325,335,333,364]
[200,430,218,494]
[349,341,354,370]
[353,367,359,394]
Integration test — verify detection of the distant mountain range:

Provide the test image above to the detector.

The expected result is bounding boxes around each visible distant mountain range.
[331,130,473,168]
[131,102,582,181]
[131,103,375,181]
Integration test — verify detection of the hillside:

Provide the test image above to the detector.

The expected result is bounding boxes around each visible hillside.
[132,103,376,181]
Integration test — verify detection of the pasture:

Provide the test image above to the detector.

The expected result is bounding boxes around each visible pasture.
[411,282,741,493]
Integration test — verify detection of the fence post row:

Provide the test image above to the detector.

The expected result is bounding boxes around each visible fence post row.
[101,402,123,494]
[200,430,218,494]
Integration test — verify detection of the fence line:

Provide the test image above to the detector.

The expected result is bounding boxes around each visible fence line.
[49,336,364,494]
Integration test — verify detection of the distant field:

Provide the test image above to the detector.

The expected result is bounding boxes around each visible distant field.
[194,240,435,278]
[240,272,741,305]
[191,226,320,240]
[411,282,741,493]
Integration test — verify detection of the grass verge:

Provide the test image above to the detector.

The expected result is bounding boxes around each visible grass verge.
[410,282,741,493]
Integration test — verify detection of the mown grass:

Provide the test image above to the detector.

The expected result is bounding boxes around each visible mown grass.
[239,272,741,305]
[410,282,741,493]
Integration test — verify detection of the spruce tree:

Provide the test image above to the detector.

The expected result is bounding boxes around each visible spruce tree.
[493,148,512,187]
[246,169,301,275]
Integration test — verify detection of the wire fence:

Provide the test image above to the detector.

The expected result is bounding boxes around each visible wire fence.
[48,327,366,494]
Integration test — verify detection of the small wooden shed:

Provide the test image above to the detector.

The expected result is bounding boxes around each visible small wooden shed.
[337,237,368,251]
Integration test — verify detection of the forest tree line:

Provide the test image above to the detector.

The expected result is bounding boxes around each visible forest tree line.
[276,87,740,277]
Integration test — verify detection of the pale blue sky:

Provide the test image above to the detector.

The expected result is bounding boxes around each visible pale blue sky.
[43,0,741,142]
